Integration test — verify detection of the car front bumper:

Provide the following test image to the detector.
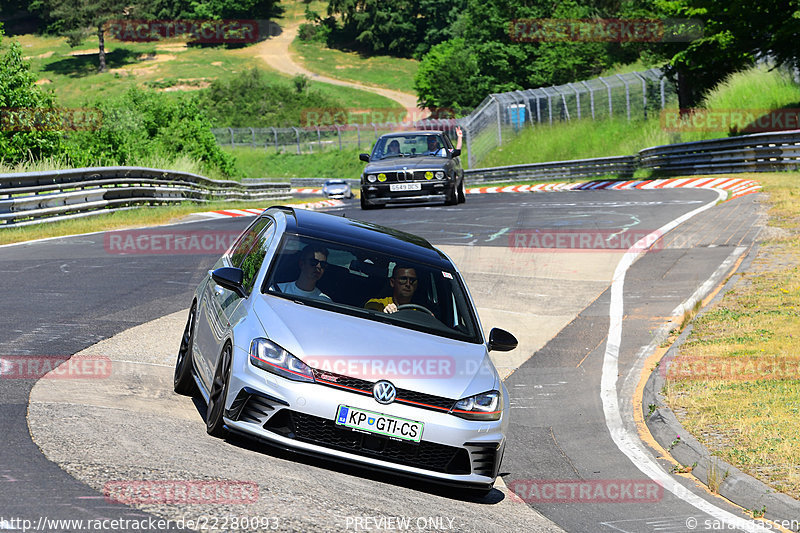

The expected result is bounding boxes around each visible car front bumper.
[361,181,453,205]
[224,349,506,487]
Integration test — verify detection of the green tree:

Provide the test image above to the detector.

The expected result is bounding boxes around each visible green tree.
[0,25,62,163]
[43,0,133,72]
[414,38,487,111]
[656,0,800,108]
[326,0,466,58]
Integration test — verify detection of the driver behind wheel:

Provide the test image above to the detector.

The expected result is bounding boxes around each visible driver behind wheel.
[365,265,418,313]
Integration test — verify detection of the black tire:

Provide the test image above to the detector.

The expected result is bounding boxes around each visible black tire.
[206,343,232,437]
[174,305,198,395]
[445,185,458,206]
[457,179,466,204]
[361,196,375,210]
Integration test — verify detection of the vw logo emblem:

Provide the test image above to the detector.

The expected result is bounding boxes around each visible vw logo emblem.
[373,381,396,405]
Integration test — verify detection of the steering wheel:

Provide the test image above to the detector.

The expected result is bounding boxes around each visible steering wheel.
[395,304,435,317]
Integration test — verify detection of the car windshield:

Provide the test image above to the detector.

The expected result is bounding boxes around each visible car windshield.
[325,180,346,185]
[371,134,448,160]
[264,234,481,343]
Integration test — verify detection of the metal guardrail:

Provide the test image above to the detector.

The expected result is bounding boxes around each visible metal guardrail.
[465,155,637,183]
[0,167,290,227]
[639,130,800,175]
[2,129,795,227]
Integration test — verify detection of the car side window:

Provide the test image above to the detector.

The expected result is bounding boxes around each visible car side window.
[229,218,275,295]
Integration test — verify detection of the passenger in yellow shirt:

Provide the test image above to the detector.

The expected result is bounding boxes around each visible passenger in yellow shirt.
[365,266,418,313]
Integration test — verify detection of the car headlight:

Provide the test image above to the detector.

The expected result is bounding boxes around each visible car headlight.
[451,390,502,420]
[249,338,314,383]
[367,174,377,183]
[435,171,445,179]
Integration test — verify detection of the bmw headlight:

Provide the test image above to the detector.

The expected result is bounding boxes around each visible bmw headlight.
[367,174,377,183]
[435,171,445,179]
[451,390,502,420]
[249,338,314,383]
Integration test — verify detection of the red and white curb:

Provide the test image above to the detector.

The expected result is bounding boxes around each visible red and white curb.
[467,177,761,201]
[196,199,343,219]
[196,178,760,219]
[291,188,322,194]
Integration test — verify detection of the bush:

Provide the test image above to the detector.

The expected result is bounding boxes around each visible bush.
[196,68,346,127]
[66,87,235,176]
[0,26,63,164]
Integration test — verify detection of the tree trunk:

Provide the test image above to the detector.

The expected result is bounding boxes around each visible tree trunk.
[677,68,692,114]
[97,26,107,73]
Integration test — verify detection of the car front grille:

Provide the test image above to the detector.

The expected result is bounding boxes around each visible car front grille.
[263,409,471,475]
[311,369,456,413]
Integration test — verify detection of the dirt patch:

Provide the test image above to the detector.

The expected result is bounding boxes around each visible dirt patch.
[155,44,187,52]
[159,81,211,92]
[68,48,107,56]
[34,78,52,85]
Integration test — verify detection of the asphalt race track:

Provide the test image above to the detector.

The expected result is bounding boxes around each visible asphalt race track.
[0,189,771,532]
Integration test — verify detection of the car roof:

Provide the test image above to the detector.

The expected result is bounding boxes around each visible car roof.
[380,131,445,137]
[265,207,452,268]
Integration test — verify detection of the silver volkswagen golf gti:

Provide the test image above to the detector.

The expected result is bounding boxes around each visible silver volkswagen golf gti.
[175,206,518,492]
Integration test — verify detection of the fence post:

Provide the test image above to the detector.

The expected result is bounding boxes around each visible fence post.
[581,81,595,120]
[272,127,278,152]
[599,77,612,118]
[316,126,322,151]
[495,97,502,147]
[373,123,378,139]
[547,90,553,124]
[356,124,361,149]
[336,125,342,151]
[465,124,474,168]
[292,127,300,154]
[250,127,255,147]
[228,127,234,146]
[633,72,647,118]
[568,83,581,120]
[617,74,631,121]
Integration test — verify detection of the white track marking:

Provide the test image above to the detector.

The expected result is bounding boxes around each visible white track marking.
[601,188,772,533]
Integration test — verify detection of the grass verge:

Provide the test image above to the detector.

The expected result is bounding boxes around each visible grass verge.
[228,146,367,180]
[664,172,800,499]
[291,39,419,95]
[480,66,800,168]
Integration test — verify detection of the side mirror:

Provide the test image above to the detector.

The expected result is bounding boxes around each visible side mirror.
[359,153,370,162]
[211,267,247,298]
[451,148,461,158]
[488,328,518,352]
